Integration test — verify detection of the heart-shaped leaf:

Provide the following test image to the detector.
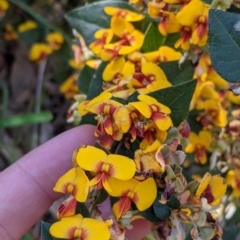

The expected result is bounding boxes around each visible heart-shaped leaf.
[208,9,240,82]
[159,61,194,85]
[78,65,96,94]
[87,62,107,100]
[141,21,166,52]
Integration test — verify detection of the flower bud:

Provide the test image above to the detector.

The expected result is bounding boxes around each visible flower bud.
[178,120,190,138]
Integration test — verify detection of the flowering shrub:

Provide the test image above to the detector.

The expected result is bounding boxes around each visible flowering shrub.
[3,0,240,239]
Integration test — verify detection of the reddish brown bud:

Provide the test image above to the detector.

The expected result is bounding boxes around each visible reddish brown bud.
[178,120,190,138]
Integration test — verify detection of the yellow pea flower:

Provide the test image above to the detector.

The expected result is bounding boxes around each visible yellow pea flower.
[50,214,111,240]
[131,62,171,92]
[134,140,163,178]
[226,170,240,198]
[129,94,172,131]
[113,105,132,133]
[227,91,240,105]
[29,43,52,62]
[0,0,9,17]
[196,173,227,206]
[129,0,142,3]
[59,73,79,99]
[185,131,211,165]
[190,81,218,110]
[197,99,227,127]
[107,177,157,219]
[104,7,144,22]
[57,195,77,218]
[102,57,134,82]
[102,16,144,57]
[76,146,136,193]
[89,28,114,56]
[69,58,85,69]
[176,0,209,46]
[86,96,123,136]
[148,7,180,36]
[174,26,192,51]
[139,122,167,149]
[46,32,64,50]
[143,46,182,63]
[3,24,18,41]
[17,20,37,33]
[53,167,90,202]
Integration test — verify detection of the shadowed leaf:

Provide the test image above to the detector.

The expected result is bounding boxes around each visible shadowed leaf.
[208,9,240,82]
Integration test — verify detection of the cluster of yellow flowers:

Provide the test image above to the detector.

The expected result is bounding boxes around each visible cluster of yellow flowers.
[45,0,240,238]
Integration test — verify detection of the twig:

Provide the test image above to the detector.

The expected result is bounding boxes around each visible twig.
[31,59,47,149]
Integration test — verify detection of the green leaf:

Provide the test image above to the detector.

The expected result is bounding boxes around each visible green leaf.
[187,110,203,133]
[87,62,107,100]
[163,32,181,48]
[41,222,57,240]
[141,207,161,222]
[78,65,96,94]
[141,21,166,53]
[208,9,240,83]
[80,114,97,125]
[153,201,171,220]
[75,202,90,217]
[65,1,137,45]
[159,61,194,85]
[166,195,181,209]
[148,80,197,126]
[18,28,44,46]
[0,111,53,128]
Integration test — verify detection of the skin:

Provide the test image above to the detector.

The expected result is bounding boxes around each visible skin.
[0,124,150,240]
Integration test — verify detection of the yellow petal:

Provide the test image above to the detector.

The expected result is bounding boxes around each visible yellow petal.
[102,57,125,81]
[111,16,134,38]
[176,0,205,26]
[129,101,152,118]
[104,7,144,22]
[138,94,157,105]
[141,63,169,84]
[196,172,212,197]
[77,146,107,172]
[50,214,84,239]
[80,218,111,240]
[29,43,52,61]
[209,175,227,203]
[106,154,136,180]
[152,113,172,131]
[143,51,160,63]
[112,197,132,220]
[50,214,110,240]
[198,130,211,149]
[138,95,171,114]
[113,106,131,133]
[18,20,37,33]
[189,132,200,145]
[133,178,157,211]
[108,177,137,196]
[118,31,144,55]
[226,170,235,186]
[158,46,182,62]
[53,167,89,202]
